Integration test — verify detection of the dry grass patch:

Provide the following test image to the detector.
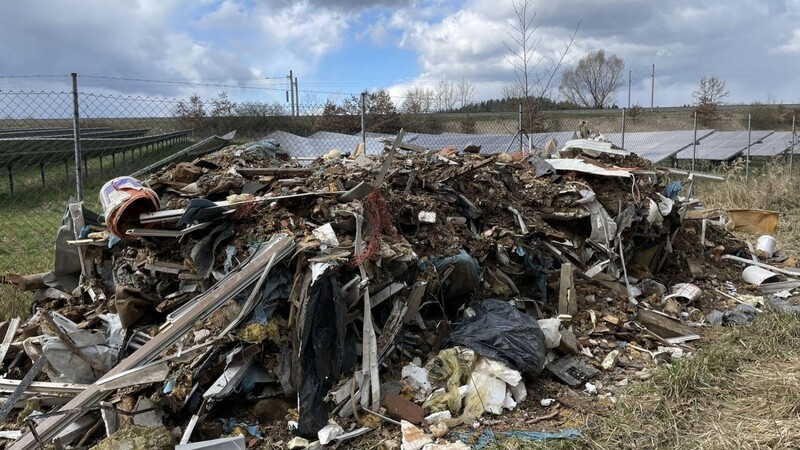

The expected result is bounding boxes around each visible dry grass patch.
[697,161,800,256]
[587,312,800,450]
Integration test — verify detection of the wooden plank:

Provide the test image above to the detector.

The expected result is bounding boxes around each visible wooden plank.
[374,130,405,188]
[10,234,296,450]
[638,309,697,339]
[558,263,577,316]
[370,282,406,309]
[403,282,427,324]
[235,167,311,177]
[0,318,20,366]
[440,156,496,182]
[0,273,46,291]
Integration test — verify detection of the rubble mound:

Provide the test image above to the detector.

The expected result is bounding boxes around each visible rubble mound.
[2,135,790,450]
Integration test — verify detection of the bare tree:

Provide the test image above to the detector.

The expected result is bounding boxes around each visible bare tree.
[434,79,457,111]
[402,87,434,114]
[175,93,205,119]
[559,50,624,108]
[236,101,286,117]
[456,79,476,108]
[693,75,729,123]
[504,0,580,131]
[209,91,237,117]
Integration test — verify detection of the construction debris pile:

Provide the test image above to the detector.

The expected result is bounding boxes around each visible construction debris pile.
[1,133,798,450]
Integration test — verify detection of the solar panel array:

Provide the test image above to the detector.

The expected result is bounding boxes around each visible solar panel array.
[265,129,797,163]
[604,130,714,163]
[675,130,774,161]
[748,131,795,157]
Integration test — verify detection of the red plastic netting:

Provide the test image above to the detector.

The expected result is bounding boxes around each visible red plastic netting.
[349,189,399,268]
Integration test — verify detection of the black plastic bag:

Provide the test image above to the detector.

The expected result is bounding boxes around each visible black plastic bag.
[296,274,346,438]
[444,299,547,375]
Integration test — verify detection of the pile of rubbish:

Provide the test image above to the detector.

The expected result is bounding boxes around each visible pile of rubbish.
[0,131,798,450]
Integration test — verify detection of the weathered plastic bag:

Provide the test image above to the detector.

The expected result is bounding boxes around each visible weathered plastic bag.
[430,250,481,315]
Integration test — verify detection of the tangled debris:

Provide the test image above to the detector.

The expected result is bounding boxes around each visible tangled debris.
[0,132,798,449]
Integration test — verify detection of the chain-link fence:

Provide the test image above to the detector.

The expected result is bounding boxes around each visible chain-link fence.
[0,76,797,318]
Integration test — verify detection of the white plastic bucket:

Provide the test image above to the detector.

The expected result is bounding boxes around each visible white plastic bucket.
[756,235,777,257]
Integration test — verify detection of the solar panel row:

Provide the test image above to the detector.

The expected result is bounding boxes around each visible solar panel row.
[295,129,798,161]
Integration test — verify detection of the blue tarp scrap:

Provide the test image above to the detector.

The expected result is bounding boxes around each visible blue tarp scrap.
[454,429,582,449]
[663,181,682,200]
[217,418,263,439]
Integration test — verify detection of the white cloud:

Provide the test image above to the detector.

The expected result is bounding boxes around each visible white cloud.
[3,0,800,106]
[776,29,800,53]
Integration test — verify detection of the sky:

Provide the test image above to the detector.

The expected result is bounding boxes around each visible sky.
[1,0,800,109]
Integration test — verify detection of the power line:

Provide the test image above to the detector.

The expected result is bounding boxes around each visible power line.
[75,75,366,97]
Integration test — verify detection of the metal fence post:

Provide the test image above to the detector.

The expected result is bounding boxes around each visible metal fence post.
[518,103,523,152]
[71,73,83,201]
[745,113,752,185]
[692,111,698,172]
[791,115,796,177]
[360,92,366,144]
[621,108,626,150]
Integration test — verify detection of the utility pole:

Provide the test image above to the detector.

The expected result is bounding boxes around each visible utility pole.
[650,63,655,109]
[287,70,295,116]
[627,70,632,109]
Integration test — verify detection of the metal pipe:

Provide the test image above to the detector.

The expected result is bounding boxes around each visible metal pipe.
[621,108,626,150]
[71,73,83,201]
[746,113,752,185]
[692,111,698,172]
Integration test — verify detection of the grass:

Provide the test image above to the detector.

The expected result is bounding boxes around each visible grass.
[588,312,800,450]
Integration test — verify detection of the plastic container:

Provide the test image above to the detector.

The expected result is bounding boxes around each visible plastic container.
[756,235,777,257]
[664,283,702,302]
[741,265,780,286]
[99,176,160,239]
